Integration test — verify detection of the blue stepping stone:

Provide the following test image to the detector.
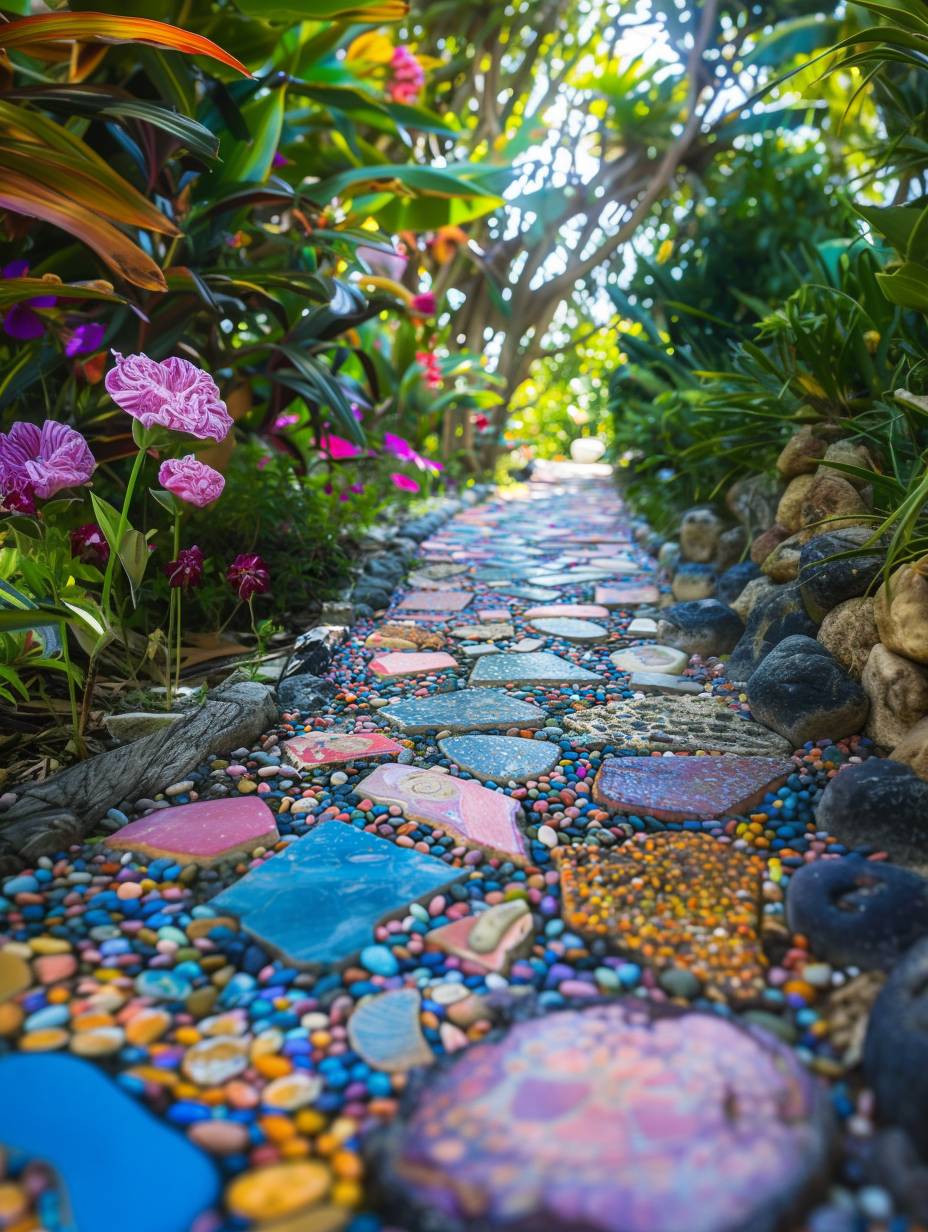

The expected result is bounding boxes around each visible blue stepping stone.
[211,822,466,968]
[381,688,546,734]
[439,735,559,783]
[469,651,602,687]
[0,1053,218,1232]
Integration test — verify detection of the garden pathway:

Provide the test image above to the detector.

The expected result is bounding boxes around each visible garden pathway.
[0,462,880,1231]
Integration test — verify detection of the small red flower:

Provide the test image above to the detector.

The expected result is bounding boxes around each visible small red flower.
[69,522,110,567]
[227,552,270,601]
[164,545,204,590]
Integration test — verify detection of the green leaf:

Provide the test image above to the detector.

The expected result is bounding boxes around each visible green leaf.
[149,487,178,514]
[89,492,122,553]
[855,202,927,255]
[118,528,152,602]
[216,88,286,184]
[877,262,928,311]
[232,0,407,19]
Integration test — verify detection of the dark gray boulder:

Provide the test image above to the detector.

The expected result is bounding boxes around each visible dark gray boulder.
[656,599,744,658]
[717,560,761,606]
[746,634,868,745]
[277,673,337,715]
[786,856,928,969]
[726,582,819,682]
[798,528,884,622]
[815,759,928,868]
[865,938,928,1155]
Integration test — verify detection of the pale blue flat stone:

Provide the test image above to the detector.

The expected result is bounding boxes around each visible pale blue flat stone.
[212,822,464,967]
[439,735,559,783]
[0,1053,218,1232]
[347,988,434,1073]
[381,688,546,734]
[469,652,602,687]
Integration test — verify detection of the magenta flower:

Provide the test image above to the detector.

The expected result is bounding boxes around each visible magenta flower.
[383,432,416,462]
[105,352,233,442]
[226,552,270,601]
[0,421,95,501]
[70,523,110,567]
[410,291,436,316]
[319,433,361,460]
[390,472,420,493]
[273,412,300,430]
[164,545,204,590]
[387,45,424,104]
[158,455,225,508]
[272,151,289,168]
[1,261,57,341]
[65,322,106,358]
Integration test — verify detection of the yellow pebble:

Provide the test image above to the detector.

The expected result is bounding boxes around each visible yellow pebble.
[295,1109,327,1136]
[225,1162,331,1221]
[28,936,71,956]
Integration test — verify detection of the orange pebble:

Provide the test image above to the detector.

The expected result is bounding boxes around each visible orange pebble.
[253,1054,291,1080]
[260,1114,297,1142]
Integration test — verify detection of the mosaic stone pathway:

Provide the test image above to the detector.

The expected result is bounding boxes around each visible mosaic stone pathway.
[0,461,889,1232]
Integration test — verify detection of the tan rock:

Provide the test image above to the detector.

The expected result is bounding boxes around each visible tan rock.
[732,576,777,623]
[820,440,876,491]
[817,597,879,680]
[762,533,805,583]
[751,523,791,566]
[777,427,827,478]
[715,526,748,572]
[799,472,869,533]
[892,716,928,781]
[679,507,724,564]
[777,475,818,533]
[862,643,928,748]
[875,558,928,665]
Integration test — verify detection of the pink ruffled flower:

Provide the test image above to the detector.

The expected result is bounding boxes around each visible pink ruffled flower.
[70,523,109,567]
[164,545,204,590]
[319,433,361,460]
[226,552,270,601]
[0,420,95,501]
[158,455,225,508]
[387,45,424,104]
[390,472,420,493]
[105,352,232,442]
[410,291,436,317]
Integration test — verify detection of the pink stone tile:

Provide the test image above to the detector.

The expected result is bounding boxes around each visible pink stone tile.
[369,651,459,678]
[592,754,793,821]
[595,584,660,608]
[523,604,610,620]
[283,731,403,769]
[426,901,533,974]
[397,591,473,613]
[109,798,279,865]
[478,609,511,622]
[355,763,528,862]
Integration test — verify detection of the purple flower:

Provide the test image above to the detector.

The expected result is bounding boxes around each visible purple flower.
[226,553,270,601]
[2,261,57,341]
[164,545,204,590]
[65,322,106,358]
[104,352,233,442]
[158,455,225,507]
[70,523,110,567]
[0,475,36,515]
[0,420,95,501]
[356,244,408,281]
